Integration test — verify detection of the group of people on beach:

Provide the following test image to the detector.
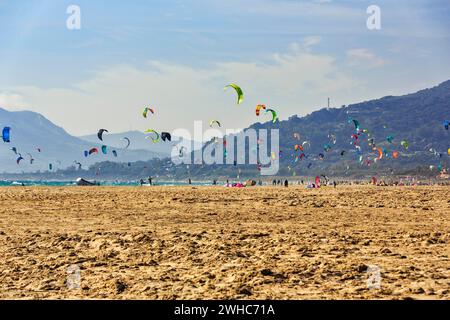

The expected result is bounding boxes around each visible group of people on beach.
[138,176,448,187]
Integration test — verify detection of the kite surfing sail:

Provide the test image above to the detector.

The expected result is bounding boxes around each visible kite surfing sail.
[161,132,172,142]
[122,137,131,149]
[97,129,108,141]
[224,83,244,105]
[209,120,221,128]
[2,127,11,142]
[145,129,160,143]
[265,108,278,123]
[256,104,266,116]
[143,107,155,118]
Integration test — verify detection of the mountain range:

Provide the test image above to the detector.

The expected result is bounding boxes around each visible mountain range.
[0,108,166,173]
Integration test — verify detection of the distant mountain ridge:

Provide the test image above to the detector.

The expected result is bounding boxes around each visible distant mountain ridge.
[0,108,165,173]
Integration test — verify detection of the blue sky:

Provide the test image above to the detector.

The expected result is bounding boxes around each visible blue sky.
[0,0,449,135]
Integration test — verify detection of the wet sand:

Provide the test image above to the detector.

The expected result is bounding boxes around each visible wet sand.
[0,186,448,300]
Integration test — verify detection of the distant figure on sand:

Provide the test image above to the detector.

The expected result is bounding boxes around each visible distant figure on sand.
[148,177,153,185]
[333,181,337,188]
[188,178,192,185]
[140,179,145,186]
[272,179,276,186]
[284,179,288,187]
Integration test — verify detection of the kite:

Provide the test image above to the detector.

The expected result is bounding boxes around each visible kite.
[323,144,332,152]
[294,144,303,152]
[179,146,187,158]
[386,135,394,144]
[265,108,278,123]
[293,133,300,140]
[209,120,221,128]
[101,145,108,154]
[97,129,108,141]
[89,148,98,155]
[84,150,89,157]
[448,148,450,156]
[26,153,34,164]
[143,107,155,118]
[224,83,244,105]
[2,127,11,143]
[358,155,364,163]
[392,151,399,159]
[328,134,337,145]
[352,120,360,131]
[74,161,82,170]
[161,132,172,142]
[376,148,383,160]
[11,147,18,155]
[302,141,311,149]
[340,150,346,156]
[112,150,118,157]
[400,140,409,150]
[256,104,266,116]
[16,156,24,165]
[122,137,130,149]
[49,163,53,171]
[145,129,160,143]
[444,120,449,130]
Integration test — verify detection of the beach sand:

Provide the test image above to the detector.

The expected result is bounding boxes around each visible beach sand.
[0,185,448,300]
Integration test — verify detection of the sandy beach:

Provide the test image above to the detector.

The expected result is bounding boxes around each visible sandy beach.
[0,185,448,300]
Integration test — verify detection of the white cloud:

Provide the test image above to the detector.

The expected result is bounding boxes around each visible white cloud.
[0,92,29,109]
[347,48,386,67]
[1,44,361,136]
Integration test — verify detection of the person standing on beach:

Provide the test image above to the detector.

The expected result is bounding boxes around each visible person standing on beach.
[188,178,192,185]
[148,176,153,185]
[284,179,288,187]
